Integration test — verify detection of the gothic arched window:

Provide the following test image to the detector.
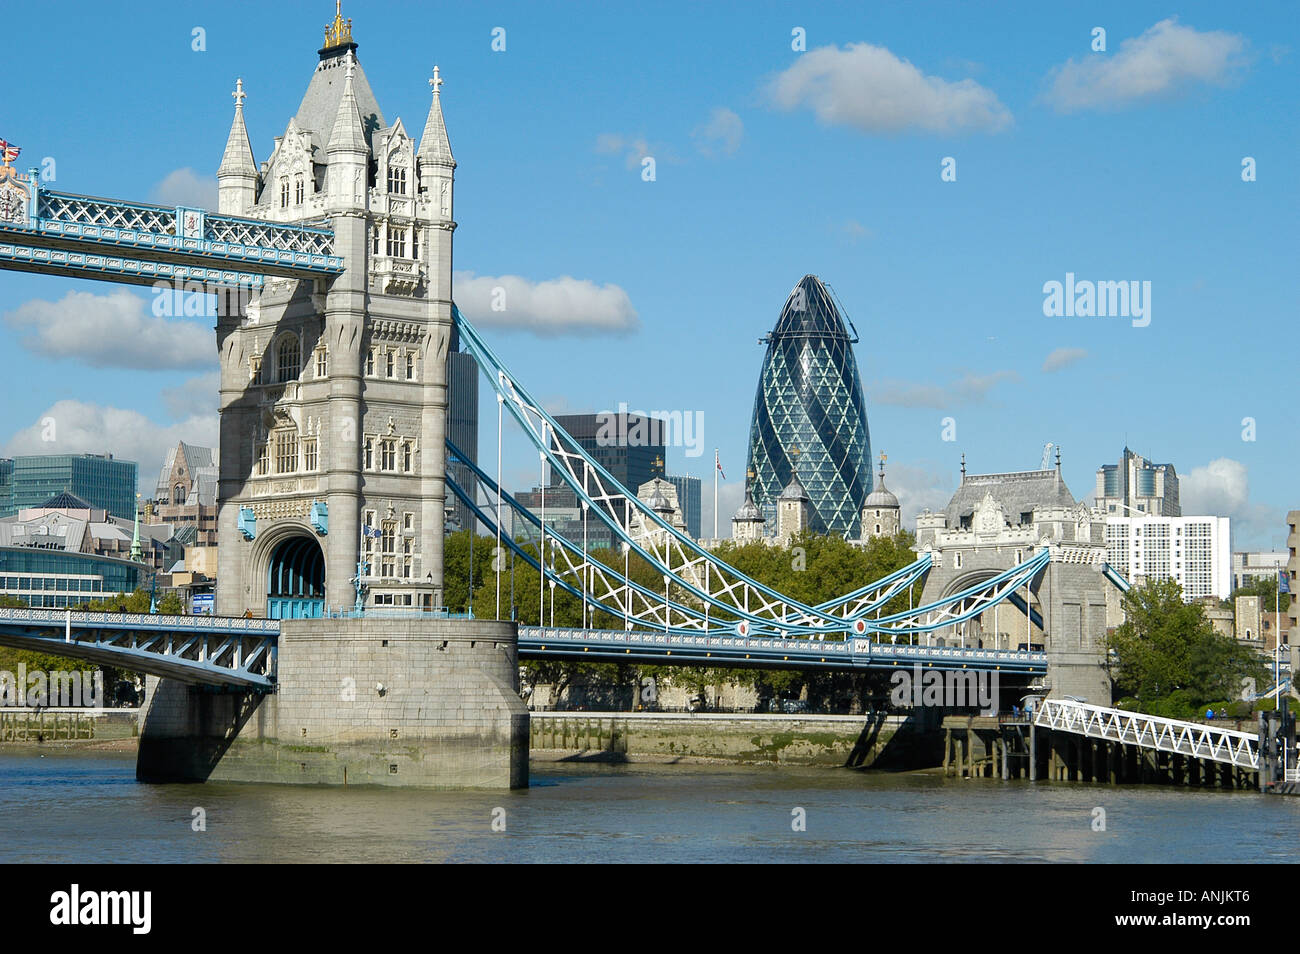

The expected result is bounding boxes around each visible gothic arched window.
[277,335,301,382]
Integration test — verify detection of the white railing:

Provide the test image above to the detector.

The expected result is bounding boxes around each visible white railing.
[1035,699,1258,770]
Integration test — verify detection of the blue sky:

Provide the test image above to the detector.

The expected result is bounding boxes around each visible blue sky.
[0,1,1295,547]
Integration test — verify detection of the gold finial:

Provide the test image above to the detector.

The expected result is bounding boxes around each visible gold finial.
[324,1,353,49]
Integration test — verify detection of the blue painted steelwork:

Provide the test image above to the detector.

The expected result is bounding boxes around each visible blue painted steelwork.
[310,500,329,536]
[267,537,325,620]
[519,625,1047,673]
[1102,562,1131,593]
[0,179,343,288]
[238,507,257,540]
[0,607,277,689]
[455,305,1051,644]
[448,440,1049,650]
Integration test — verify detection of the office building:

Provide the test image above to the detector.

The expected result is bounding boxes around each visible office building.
[446,333,479,533]
[664,474,701,540]
[2,453,137,521]
[1104,514,1231,601]
[1095,446,1180,517]
[1232,550,1288,591]
[745,274,872,536]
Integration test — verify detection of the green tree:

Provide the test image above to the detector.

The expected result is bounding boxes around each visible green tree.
[1105,578,1266,710]
[442,529,497,614]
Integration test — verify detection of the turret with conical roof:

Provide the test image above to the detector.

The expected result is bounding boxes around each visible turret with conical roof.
[418,65,455,168]
[777,469,811,543]
[732,485,766,543]
[217,78,258,214]
[325,52,369,211]
[862,453,900,539]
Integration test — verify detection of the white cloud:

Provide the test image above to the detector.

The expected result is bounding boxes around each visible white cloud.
[1180,457,1283,549]
[3,400,218,496]
[151,167,218,210]
[1043,18,1248,112]
[767,42,1012,134]
[887,461,956,529]
[1042,347,1088,372]
[160,371,220,419]
[870,370,1019,409]
[692,108,744,157]
[595,133,662,171]
[1182,458,1249,514]
[840,220,873,242]
[453,271,639,336]
[3,289,215,369]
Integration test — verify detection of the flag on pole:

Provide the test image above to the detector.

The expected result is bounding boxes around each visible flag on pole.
[362,524,382,538]
[715,450,726,481]
[0,140,19,165]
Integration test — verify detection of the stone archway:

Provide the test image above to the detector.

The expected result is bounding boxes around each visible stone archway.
[265,533,325,619]
[939,568,1044,651]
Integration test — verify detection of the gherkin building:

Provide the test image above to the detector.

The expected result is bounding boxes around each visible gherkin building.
[745,275,872,536]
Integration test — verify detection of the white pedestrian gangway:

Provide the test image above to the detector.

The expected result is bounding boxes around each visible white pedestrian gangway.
[1034,699,1259,771]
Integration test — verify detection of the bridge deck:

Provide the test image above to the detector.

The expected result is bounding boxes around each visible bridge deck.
[0,608,277,690]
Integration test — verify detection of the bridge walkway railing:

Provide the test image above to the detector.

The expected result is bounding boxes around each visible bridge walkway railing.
[1034,698,1258,770]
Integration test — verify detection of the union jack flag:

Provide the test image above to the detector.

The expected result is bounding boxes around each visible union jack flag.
[715,450,726,481]
[0,140,19,164]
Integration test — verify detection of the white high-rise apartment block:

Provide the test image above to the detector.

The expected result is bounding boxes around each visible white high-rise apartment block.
[1105,515,1232,601]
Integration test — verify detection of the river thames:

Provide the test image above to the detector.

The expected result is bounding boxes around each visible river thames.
[2,749,1298,863]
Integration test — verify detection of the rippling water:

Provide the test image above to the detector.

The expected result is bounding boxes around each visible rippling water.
[2,749,1297,863]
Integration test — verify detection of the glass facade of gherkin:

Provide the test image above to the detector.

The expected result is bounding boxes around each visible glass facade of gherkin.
[746,275,872,536]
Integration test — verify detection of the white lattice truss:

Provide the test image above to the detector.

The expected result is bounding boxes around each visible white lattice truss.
[1035,699,1259,770]
[453,306,1054,641]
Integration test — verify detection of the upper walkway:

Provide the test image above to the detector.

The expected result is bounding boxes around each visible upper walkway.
[0,182,343,288]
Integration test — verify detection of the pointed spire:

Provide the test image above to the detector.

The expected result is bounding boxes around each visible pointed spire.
[218,78,257,177]
[327,52,368,155]
[418,65,455,165]
[130,497,143,563]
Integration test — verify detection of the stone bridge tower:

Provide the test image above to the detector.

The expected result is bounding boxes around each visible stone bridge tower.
[213,8,455,617]
[914,461,1114,704]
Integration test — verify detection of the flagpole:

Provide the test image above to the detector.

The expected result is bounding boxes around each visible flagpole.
[714,448,719,539]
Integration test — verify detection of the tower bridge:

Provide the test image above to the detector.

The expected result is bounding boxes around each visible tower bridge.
[0,5,1127,788]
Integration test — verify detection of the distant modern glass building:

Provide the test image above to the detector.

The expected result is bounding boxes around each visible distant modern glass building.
[746,275,872,536]
[664,474,702,540]
[1095,446,1180,517]
[3,454,137,521]
[0,548,148,609]
[446,329,480,533]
